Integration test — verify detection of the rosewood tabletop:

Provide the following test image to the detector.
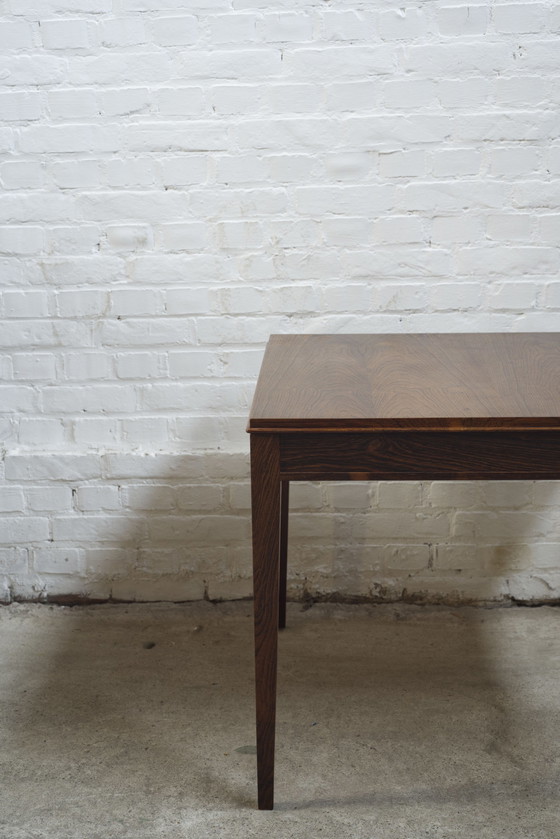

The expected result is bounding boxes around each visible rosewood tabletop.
[248,333,560,809]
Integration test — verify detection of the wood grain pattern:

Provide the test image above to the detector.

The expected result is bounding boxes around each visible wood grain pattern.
[250,434,280,811]
[249,333,560,810]
[249,334,560,432]
[279,481,289,630]
[280,431,560,481]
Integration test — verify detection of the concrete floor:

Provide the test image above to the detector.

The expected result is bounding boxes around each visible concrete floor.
[0,602,559,839]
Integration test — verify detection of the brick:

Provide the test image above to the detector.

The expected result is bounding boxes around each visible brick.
[0,227,44,255]
[73,418,119,445]
[431,216,482,243]
[179,49,282,79]
[139,382,250,411]
[173,417,223,447]
[103,453,205,480]
[0,56,66,86]
[326,81,379,111]
[267,155,319,182]
[55,290,108,317]
[210,85,265,114]
[63,352,111,380]
[262,13,313,42]
[0,386,36,413]
[0,488,25,513]
[51,160,102,189]
[431,149,482,177]
[285,46,394,78]
[41,19,90,49]
[156,87,204,116]
[490,147,540,176]
[43,384,136,414]
[487,214,533,241]
[102,88,149,117]
[110,289,162,316]
[429,482,482,508]
[430,283,482,311]
[165,288,213,314]
[121,418,169,446]
[379,8,428,40]
[105,159,156,188]
[20,125,120,154]
[115,352,160,379]
[106,224,152,252]
[75,486,120,511]
[100,317,196,346]
[27,486,72,511]
[457,247,558,275]
[147,515,248,545]
[488,282,537,312]
[48,226,101,254]
[79,191,191,223]
[326,483,373,510]
[321,10,375,41]
[168,351,217,377]
[48,88,98,119]
[437,6,489,35]
[99,17,146,47]
[5,455,99,481]
[3,290,48,318]
[12,353,56,380]
[373,216,424,244]
[151,15,198,46]
[161,156,208,187]
[0,91,42,121]
[176,485,223,511]
[18,419,65,447]
[380,151,426,179]
[296,185,394,215]
[33,548,82,574]
[492,4,546,34]
[538,215,560,244]
[215,221,262,249]
[52,516,146,542]
[0,517,49,544]
[268,84,322,113]
[493,76,548,107]
[322,218,370,247]
[209,13,258,43]
[381,80,437,110]
[158,222,209,252]
[0,21,34,49]
[68,52,171,86]
[325,151,374,181]
[1,161,44,190]
[437,79,491,109]
[121,485,174,511]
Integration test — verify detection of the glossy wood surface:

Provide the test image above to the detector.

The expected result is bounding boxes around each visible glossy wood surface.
[249,333,560,432]
[279,431,560,481]
[249,333,560,810]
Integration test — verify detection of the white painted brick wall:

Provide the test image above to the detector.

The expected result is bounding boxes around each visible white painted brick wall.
[1,0,560,605]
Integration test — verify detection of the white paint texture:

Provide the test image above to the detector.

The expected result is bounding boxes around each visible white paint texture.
[1,1,560,604]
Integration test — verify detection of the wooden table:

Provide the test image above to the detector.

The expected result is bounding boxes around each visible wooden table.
[247,333,560,810]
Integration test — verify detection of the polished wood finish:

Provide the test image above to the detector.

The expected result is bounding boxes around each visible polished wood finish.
[279,431,560,481]
[250,434,280,811]
[249,333,560,432]
[248,333,560,810]
[279,481,289,631]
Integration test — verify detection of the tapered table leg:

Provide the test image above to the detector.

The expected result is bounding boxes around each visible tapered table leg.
[251,434,280,810]
[279,481,289,630]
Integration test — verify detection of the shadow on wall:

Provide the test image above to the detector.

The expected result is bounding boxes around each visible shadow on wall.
[2,476,560,828]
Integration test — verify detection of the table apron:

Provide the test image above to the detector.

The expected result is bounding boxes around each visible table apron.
[278,431,560,481]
